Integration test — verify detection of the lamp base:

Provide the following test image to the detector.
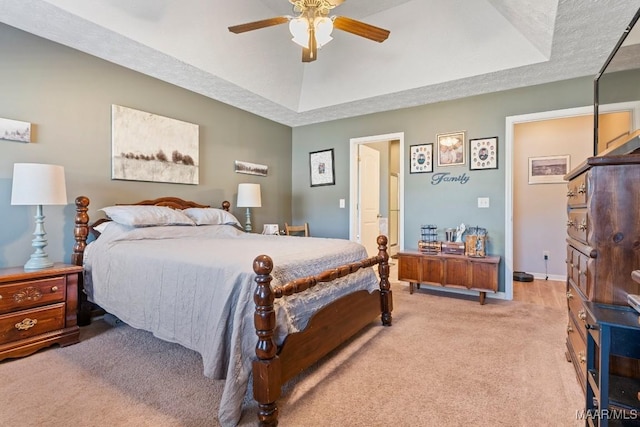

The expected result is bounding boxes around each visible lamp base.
[244,207,253,233]
[24,255,54,271]
[24,204,54,271]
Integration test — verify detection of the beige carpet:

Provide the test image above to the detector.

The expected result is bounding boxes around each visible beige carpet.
[0,284,583,426]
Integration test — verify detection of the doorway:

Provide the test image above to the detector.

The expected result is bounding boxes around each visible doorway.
[505,101,640,300]
[349,132,405,256]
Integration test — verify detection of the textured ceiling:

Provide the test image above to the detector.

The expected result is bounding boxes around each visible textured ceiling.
[1,0,640,127]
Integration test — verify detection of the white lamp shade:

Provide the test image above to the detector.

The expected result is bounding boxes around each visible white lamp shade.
[314,17,333,47]
[237,183,262,208]
[289,17,309,48]
[11,163,68,205]
[289,16,334,49]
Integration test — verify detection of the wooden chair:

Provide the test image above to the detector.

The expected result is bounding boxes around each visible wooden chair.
[284,222,309,237]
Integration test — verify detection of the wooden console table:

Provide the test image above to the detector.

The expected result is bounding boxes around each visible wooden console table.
[397,251,500,304]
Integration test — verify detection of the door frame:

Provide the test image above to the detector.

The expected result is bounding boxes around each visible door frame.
[505,101,640,300]
[349,132,405,252]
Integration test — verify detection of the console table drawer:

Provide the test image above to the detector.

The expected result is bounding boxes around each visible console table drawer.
[398,251,500,304]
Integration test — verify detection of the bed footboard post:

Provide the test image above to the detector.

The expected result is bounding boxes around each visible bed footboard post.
[377,235,393,326]
[73,196,92,327]
[253,255,282,427]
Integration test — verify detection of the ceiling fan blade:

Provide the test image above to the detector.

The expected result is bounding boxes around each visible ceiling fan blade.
[332,16,390,42]
[228,16,289,34]
[327,0,346,5]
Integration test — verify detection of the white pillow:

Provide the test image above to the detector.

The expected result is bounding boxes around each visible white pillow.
[92,221,112,233]
[182,207,241,227]
[100,205,195,227]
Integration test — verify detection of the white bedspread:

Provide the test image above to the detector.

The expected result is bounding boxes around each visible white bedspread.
[83,223,379,426]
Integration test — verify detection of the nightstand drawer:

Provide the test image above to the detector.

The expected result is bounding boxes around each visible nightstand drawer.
[0,303,65,345]
[0,276,66,314]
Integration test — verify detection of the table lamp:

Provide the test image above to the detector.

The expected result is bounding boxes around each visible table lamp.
[11,163,68,270]
[237,183,261,232]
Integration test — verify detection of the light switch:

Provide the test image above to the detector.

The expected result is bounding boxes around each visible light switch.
[339,199,345,208]
[477,197,490,208]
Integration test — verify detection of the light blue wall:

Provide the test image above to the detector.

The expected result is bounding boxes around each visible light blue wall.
[291,77,609,292]
[0,24,292,268]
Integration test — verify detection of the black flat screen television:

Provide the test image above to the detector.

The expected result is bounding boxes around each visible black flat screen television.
[594,8,640,156]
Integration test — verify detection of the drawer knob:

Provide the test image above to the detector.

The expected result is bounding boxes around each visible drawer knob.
[15,318,38,331]
[578,220,587,231]
[567,324,574,333]
[578,309,587,321]
[566,290,573,300]
[567,190,576,198]
[579,351,586,364]
[578,183,586,194]
[566,220,575,228]
[51,286,58,292]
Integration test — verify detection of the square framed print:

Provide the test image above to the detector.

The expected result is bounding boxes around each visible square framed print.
[437,131,466,167]
[410,143,433,173]
[309,148,335,187]
[469,137,498,170]
[528,155,570,184]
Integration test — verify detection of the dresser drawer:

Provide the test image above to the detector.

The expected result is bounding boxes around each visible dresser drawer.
[0,303,65,345]
[0,276,66,314]
[566,314,587,387]
[566,246,592,299]
[567,209,588,243]
[567,281,587,338]
[567,172,588,207]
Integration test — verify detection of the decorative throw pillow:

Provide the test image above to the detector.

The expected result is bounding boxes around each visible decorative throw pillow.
[182,207,242,227]
[99,205,195,227]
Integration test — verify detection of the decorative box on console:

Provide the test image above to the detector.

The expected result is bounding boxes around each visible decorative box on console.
[441,241,465,255]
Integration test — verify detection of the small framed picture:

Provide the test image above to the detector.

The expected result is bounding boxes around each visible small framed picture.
[309,148,335,187]
[437,131,466,167]
[469,137,498,170]
[528,155,570,184]
[410,143,433,174]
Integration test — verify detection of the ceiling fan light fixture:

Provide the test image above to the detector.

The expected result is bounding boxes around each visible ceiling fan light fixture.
[289,15,334,49]
[289,17,310,48]
[314,16,333,47]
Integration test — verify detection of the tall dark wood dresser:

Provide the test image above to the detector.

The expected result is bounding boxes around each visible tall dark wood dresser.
[565,153,640,391]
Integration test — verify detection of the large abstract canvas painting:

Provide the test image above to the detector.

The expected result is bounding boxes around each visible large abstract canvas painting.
[111,105,199,184]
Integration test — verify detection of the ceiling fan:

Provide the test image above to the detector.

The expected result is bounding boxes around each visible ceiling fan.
[228,0,390,62]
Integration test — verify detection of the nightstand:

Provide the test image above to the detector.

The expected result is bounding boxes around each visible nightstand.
[0,263,82,361]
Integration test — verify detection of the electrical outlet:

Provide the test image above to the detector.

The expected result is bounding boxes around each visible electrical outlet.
[477,197,490,208]
[543,250,550,260]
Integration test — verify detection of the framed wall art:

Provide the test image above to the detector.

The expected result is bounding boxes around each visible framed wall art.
[234,160,268,176]
[111,105,199,185]
[437,131,466,167]
[528,154,570,184]
[309,148,335,187]
[469,137,498,170]
[410,143,433,173]
[0,117,31,143]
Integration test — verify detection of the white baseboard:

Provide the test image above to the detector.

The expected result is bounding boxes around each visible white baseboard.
[529,272,566,281]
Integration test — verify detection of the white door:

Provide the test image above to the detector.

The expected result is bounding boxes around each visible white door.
[358,144,380,256]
